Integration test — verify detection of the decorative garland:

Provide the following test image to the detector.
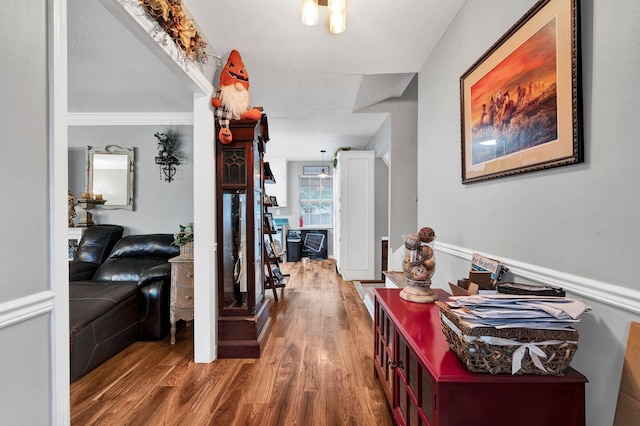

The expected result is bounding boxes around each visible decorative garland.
[154,127,182,163]
[138,0,208,64]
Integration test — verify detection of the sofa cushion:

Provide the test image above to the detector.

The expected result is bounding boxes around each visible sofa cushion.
[108,234,178,259]
[69,281,138,335]
[68,261,100,281]
[92,234,179,282]
[69,292,138,382]
[73,225,124,264]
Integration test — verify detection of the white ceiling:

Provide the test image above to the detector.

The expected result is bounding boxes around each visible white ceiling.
[68,0,465,161]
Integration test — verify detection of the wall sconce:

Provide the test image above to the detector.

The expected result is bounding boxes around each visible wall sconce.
[154,128,182,183]
[301,0,346,34]
[155,154,180,182]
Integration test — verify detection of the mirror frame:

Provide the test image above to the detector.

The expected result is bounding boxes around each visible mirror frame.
[85,145,135,210]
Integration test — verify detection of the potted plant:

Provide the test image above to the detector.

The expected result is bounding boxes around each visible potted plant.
[173,224,194,259]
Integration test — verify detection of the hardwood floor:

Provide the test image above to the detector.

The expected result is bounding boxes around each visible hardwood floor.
[70,259,393,425]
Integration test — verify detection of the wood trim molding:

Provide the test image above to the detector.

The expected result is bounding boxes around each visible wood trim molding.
[99,0,214,94]
[68,112,194,126]
[192,93,217,363]
[51,0,72,422]
[0,291,56,330]
[436,241,640,315]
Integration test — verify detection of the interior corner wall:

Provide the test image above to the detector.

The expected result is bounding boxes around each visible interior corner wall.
[360,76,419,254]
[417,1,640,424]
[374,158,389,279]
[68,125,194,235]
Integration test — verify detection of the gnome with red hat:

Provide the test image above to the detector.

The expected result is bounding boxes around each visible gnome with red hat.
[211,50,262,143]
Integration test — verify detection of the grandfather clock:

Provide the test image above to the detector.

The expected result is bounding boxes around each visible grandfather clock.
[215,115,271,358]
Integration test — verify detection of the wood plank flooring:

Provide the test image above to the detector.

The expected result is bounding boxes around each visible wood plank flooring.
[70,259,393,426]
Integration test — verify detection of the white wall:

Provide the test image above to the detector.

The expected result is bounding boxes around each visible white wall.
[68,125,194,235]
[361,76,419,255]
[373,158,389,279]
[418,1,640,424]
[0,0,53,423]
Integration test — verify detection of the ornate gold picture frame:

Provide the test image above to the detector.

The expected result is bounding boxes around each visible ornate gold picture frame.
[460,0,582,184]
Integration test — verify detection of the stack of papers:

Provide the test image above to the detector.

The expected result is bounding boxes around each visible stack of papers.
[446,294,591,331]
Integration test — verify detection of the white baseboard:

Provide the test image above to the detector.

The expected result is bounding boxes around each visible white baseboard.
[363,294,375,319]
[436,241,640,315]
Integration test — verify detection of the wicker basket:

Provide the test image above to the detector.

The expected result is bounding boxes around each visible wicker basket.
[436,302,578,375]
[180,241,194,259]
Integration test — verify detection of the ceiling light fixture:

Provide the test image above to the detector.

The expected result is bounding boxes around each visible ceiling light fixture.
[301,0,346,34]
[319,149,328,178]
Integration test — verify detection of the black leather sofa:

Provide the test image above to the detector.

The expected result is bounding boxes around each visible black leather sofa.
[69,232,179,382]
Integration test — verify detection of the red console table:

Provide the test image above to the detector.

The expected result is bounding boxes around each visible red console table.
[374,288,587,426]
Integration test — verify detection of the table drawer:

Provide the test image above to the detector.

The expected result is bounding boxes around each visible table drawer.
[175,286,194,307]
[174,265,194,285]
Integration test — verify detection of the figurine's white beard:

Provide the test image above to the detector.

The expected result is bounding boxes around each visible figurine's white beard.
[219,84,251,120]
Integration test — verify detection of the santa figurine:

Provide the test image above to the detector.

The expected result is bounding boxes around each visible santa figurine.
[211,50,262,144]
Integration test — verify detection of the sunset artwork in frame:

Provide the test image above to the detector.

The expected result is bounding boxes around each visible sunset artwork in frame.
[460,0,582,184]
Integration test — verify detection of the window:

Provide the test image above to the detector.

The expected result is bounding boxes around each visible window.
[299,176,333,226]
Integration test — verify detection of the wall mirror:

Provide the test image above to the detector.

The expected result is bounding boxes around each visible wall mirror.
[85,145,135,210]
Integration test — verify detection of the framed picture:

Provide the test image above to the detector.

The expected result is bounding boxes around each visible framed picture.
[264,212,274,232]
[271,240,284,257]
[460,0,582,184]
[269,195,279,207]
